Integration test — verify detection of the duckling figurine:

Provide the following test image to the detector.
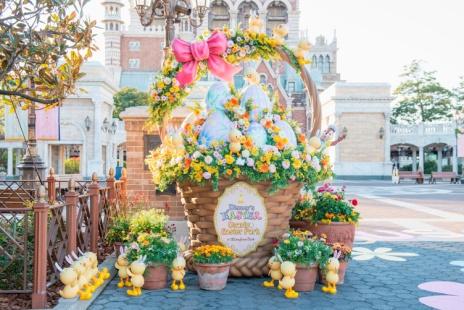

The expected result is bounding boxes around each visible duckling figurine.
[279,261,298,299]
[78,287,93,300]
[127,259,146,297]
[66,255,87,290]
[171,256,186,290]
[263,256,282,289]
[272,24,288,45]
[99,267,111,280]
[229,128,242,154]
[248,13,263,33]
[322,251,341,295]
[55,263,79,299]
[115,248,131,288]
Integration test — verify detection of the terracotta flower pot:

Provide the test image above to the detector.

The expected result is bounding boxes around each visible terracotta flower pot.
[319,261,348,285]
[290,221,356,248]
[194,262,231,290]
[294,264,318,292]
[143,265,168,290]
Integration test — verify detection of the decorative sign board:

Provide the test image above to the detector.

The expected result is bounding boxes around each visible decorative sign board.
[214,182,267,257]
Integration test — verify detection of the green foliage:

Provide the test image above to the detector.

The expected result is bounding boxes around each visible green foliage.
[392,60,454,124]
[0,102,4,138]
[0,214,34,290]
[64,158,80,174]
[276,232,332,268]
[126,233,178,266]
[128,209,169,241]
[193,245,235,264]
[424,160,438,175]
[113,87,150,119]
[106,216,130,244]
[0,0,97,108]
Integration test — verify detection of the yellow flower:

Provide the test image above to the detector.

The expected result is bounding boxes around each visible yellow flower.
[225,154,235,165]
[157,81,165,89]
[292,159,302,169]
[284,239,290,244]
[251,147,259,156]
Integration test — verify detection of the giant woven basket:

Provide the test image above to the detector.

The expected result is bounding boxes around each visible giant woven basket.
[179,179,302,277]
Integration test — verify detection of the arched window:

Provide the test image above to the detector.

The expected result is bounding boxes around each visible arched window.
[267,83,274,94]
[312,55,317,68]
[260,74,267,84]
[324,55,330,73]
[318,55,324,72]
[237,1,259,29]
[109,23,113,31]
[115,24,119,31]
[266,1,288,36]
[208,0,230,30]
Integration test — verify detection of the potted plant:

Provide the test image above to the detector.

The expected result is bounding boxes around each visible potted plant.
[276,231,332,292]
[192,245,235,290]
[126,233,178,290]
[128,208,169,241]
[319,242,352,285]
[106,216,130,256]
[291,184,360,248]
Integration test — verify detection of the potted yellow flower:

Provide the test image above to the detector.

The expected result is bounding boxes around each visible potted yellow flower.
[193,245,234,290]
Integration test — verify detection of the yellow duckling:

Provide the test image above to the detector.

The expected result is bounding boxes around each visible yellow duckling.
[279,261,298,299]
[263,256,282,289]
[66,254,88,290]
[78,286,93,300]
[99,267,111,280]
[115,249,131,288]
[248,13,263,33]
[127,259,146,296]
[322,251,341,294]
[297,40,311,52]
[272,24,288,45]
[171,256,186,290]
[244,70,260,85]
[55,263,79,299]
[229,128,242,154]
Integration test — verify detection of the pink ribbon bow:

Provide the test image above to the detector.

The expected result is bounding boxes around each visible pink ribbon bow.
[171,31,241,87]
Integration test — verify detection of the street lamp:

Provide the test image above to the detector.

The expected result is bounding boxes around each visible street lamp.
[135,0,209,48]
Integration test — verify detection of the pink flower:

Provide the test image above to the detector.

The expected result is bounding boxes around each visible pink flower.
[418,281,464,310]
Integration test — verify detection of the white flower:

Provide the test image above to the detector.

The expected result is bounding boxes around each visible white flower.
[295,127,302,134]
[352,247,418,262]
[204,155,213,165]
[163,77,171,85]
[311,158,321,172]
[192,151,201,160]
[242,149,250,158]
[297,241,304,247]
[161,95,167,101]
[273,114,281,122]
[236,157,245,166]
[227,40,234,47]
[246,158,255,167]
[282,160,290,169]
[305,154,312,162]
[269,164,276,173]
[239,50,246,58]
[290,175,296,181]
[202,172,211,179]
[198,144,207,152]
[213,151,222,159]
[291,150,300,159]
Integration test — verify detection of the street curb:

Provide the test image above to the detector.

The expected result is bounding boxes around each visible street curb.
[54,254,117,310]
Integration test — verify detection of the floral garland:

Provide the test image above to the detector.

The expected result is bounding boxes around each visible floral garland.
[146,83,333,192]
[149,24,310,125]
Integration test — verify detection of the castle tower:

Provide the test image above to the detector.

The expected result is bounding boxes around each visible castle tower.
[102,0,124,85]
[308,32,341,91]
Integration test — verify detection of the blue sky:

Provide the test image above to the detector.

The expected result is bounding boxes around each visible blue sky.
[85,0,464,88]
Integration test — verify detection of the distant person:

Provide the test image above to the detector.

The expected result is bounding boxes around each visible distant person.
[392,162,400,184]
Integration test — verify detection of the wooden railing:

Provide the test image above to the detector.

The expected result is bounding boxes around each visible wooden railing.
[0,168,127,309]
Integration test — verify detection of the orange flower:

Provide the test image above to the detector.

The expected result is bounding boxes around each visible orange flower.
[298,133,306,144]
[185,158,192,169]
[258,163,269,173]
[273,136,288,150]
[226,169,233,176]
[263,119,273,129]
[242,136,254,149]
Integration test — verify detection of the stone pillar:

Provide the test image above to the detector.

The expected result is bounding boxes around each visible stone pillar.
[7,147,13,176]
[230,10,238,29]
[384,113,391,164]
[437,147,443,172]
[452,145,458,173]
[412,148,417,172]
[118,146,124,166]
[419,146,425,172]
[88,100,103,176]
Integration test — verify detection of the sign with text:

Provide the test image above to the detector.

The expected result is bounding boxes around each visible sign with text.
[214,182,267,257]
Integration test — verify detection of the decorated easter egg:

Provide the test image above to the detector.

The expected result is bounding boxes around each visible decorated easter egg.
[205,82,233,112]
[247,122,267,148]
[309,136,322,149]
[198,111,232,146]
[240,85,272,121]
[274,120,297,148]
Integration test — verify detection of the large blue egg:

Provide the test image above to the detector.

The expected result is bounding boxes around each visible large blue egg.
[205,82,233,112]
[198,111,232,146]
[240,85,272,121]
[274,120,297,148]
[247,122,268,148]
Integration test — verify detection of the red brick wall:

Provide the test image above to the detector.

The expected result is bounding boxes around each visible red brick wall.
[121,36,164,71]
[123,115,185,220]
[292,109,307,132]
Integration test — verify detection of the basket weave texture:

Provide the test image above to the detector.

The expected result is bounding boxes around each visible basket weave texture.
[178,179,301,277]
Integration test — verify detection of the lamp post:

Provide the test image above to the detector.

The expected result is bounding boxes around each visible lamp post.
[453,110,463,175]
[134,0,209,49]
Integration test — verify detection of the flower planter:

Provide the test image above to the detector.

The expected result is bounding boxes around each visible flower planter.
[290,221,356,248]
[294,264,318,292]
[143,265,168,290]
[319,261,348,285]
[194,263,231,290]
[180,179,301,277]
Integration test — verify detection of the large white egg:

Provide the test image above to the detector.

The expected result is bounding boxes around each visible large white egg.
[240,85,272,121]
[274,120,297,148]
[205,82,233,112]
[198,111,232,146]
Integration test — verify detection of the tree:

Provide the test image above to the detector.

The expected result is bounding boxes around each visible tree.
[391,60,454,124]
[453,76,464,115]
[0,0,96,108]
[0,102,4,138]
[113,87,150,119]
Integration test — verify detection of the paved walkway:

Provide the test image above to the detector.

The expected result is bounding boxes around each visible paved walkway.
[90,241,464,310]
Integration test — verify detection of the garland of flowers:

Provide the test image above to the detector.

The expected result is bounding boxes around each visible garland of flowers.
[149,24,310,125]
